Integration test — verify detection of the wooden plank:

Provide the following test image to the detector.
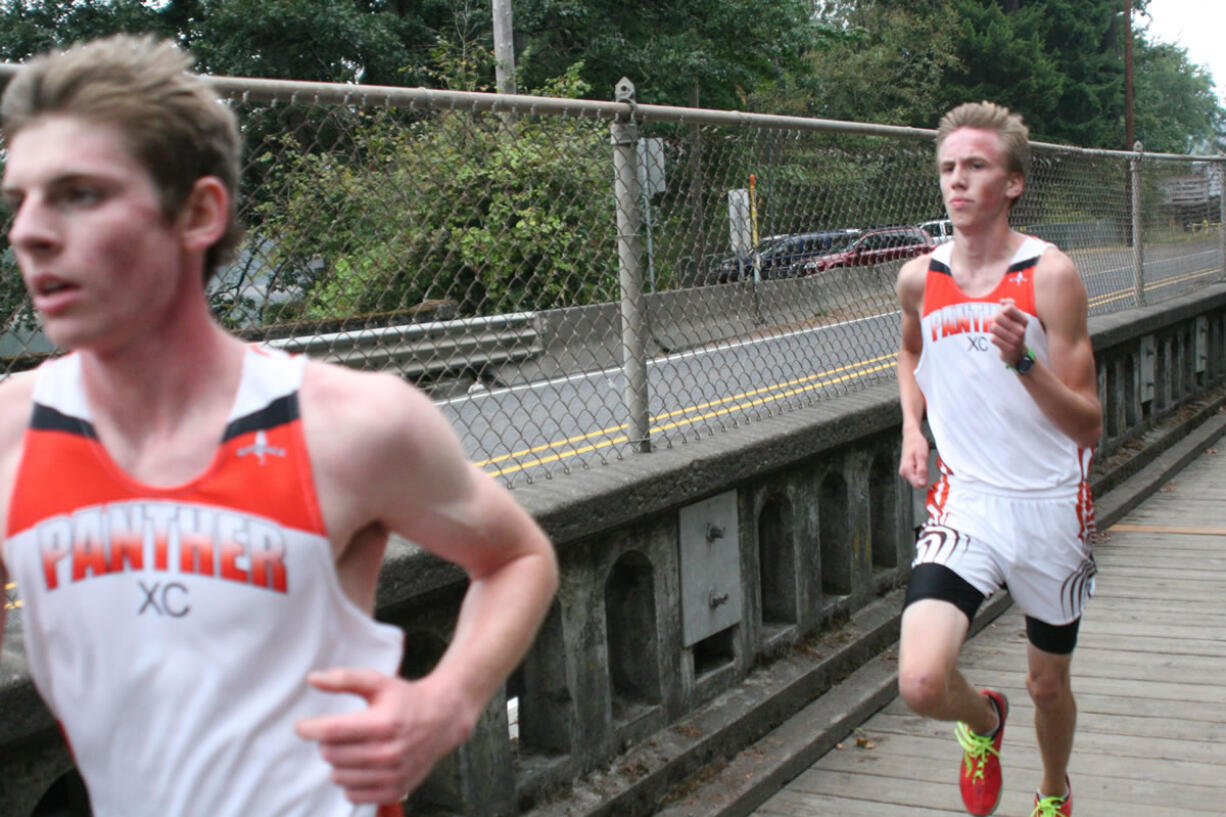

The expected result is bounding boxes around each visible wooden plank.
[867,711,1226,758]
[758,788,957,816]
[1108,523,1226,535]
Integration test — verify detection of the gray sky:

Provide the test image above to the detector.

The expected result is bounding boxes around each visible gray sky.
[1141,0,1226,105]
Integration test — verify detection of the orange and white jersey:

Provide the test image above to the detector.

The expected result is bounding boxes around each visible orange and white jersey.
[3,348,403,817]
[913,236,1093,498]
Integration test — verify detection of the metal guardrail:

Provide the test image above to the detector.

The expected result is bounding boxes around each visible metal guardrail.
[267,312,541,380]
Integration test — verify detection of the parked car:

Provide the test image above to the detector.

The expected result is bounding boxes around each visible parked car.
[713,229,860,282]
[801,227,936,273]
[919,218,954,244]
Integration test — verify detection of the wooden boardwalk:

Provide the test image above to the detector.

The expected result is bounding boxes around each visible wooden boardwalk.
[750,449,1226,817]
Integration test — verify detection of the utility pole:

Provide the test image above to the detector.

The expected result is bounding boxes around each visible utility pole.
[492,0,516,96]
[1124,0,1134,150]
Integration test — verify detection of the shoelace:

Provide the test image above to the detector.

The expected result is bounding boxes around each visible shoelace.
[1031,792,1069,817]
[954,722,999,781]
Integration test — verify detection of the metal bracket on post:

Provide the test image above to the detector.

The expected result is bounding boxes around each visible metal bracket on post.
[1131,140,1145,308]
[1196,316,1209,374]
[1140,333,1156,405]
[611,78,650,452]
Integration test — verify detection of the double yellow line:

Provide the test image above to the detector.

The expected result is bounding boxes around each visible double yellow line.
[1088,267,1218,309]
[478,352,898,477]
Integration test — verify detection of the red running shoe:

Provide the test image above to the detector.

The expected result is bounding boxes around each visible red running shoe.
[1032,776,1072,816]
[954,689,1008,816]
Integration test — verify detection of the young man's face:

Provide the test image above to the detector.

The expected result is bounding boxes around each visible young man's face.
[3,115,189,353]
[937,126,1023,230]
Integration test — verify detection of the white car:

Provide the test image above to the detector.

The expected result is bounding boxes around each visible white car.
[919,219,954,245]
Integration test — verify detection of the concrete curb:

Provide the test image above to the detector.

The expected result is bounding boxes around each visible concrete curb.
[642,403,1226,817]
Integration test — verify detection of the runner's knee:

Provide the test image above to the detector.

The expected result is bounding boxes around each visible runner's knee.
[898,663,954,716]
[1026,664,1072,710]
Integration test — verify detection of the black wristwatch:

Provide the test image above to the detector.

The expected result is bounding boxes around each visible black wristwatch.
[1013,347,1036,375]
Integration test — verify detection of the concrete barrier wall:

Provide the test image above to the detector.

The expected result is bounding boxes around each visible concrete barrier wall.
[2,284,1225,816]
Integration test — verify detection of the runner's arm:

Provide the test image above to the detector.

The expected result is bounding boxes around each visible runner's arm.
[990,249,1101,448]
[296,374,558,804]
[897,257,930,488]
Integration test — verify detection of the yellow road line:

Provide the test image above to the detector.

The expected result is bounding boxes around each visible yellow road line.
[1088,267,1218,307]
[475,353,896,469]
[486,358,897,477]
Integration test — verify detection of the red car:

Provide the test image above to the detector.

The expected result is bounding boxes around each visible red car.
[801,227,935,273]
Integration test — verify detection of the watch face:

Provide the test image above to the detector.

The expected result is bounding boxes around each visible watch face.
[1015,352,1035,374]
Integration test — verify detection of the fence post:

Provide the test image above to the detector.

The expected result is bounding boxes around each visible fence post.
[1131,141,1145,308]
[611,78,651,453]
[1220,158,1226,280]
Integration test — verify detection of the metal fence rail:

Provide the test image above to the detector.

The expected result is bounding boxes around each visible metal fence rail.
[0,63,1222,485]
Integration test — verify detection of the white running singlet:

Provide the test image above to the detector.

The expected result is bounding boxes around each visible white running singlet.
[913,236,1094,499]
[3,348,405,817]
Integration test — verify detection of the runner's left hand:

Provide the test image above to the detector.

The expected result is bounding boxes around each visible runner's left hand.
[296,667,475,805]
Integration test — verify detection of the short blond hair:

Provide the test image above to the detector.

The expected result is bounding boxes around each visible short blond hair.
[2,34,242,280]
[936,101,1031,181]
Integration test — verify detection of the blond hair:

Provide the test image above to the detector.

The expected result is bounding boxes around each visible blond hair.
[936,101,1031,181]
[2,34,242,279]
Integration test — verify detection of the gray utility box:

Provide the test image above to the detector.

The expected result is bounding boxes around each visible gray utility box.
[678,490,742,647]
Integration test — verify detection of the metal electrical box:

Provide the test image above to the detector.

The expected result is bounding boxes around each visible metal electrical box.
[678,491,742,647]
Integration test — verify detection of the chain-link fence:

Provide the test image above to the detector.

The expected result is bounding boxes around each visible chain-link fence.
[0,67,1222,486]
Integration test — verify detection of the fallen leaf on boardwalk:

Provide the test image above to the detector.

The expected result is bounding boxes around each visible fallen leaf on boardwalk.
[855,735,876,749]
[1206,448,1218,455]
[835,743,845,750]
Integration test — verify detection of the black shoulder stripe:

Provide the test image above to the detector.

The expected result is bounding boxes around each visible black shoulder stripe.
[30,403,98,439]
[222,393,300,442]
[929,258,952,276]
[1007,257,1040,274]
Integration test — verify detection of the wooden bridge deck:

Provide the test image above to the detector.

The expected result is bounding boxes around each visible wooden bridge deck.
[750,448,1226,817]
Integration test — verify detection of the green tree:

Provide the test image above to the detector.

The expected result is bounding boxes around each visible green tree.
[788,0,962,126]
[939,0,1071,141]
[512,0,817,109]
[0,0,171,61]
[1132,38,1224,154]
[0,0,415,84]
[183,0,411,84]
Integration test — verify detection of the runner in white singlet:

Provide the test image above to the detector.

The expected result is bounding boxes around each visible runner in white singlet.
[0,35,558,817]
[895,102,1101,817]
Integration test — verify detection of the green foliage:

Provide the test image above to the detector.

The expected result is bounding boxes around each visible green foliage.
[184,0,412,84]
[787,2,963,126]
[941,0,1070,139]
[0,0,415,83]
[512,0,817,109]
[1132,39,1225,154]
[239,63,617,325]
[0,0,172,61]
